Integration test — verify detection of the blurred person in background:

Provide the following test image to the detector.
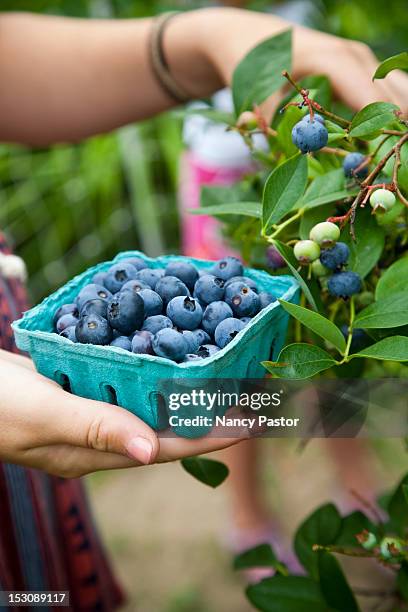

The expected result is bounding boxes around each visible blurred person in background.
[0,6,407,607]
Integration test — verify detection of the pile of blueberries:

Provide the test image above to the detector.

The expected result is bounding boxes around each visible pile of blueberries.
[293,221,362,299]
[53,256,276,363]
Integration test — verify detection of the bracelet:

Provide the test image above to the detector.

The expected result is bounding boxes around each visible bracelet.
[149,11,193,105]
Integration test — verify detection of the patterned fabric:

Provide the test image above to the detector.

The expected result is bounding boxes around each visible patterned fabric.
[0,234,124,611]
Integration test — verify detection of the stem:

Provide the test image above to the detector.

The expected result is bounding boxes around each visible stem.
[295,292,306,343]
[320,146,349,157]
[312,544,375,558]
[342,297,355,360]
[268,208,305,239]
[393,145,408,208]
[353,587,396,598]
[282,72,350,128]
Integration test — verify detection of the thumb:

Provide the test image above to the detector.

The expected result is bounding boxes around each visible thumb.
[50,389,160,465]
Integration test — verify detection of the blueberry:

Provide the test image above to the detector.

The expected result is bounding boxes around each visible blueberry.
[292,119,328,153]
[312,260,329,278]
[59,325,77,342]
[166,296,203,330]
[142,315,173,334]
[76,314,113,345]
[121,279,150,294]
[181,330,201,353]
[121,257,148,271]
[202,301,233,336]
[369,188,396,212]
[258,292,276,309]
[155,275,189,305]
[293,240,320,264]
[215,318,246,348]
[266,246,286,270]
[165,261,199,291]
[224,276,258,293]
[110,335,132,351]
[131,330,154,355]
[135,268,165,290]
[104,263,138,293]
[343,152,368,179]
[197,344,220,358]
[210,256,243,281]
[190,328,211,347]
[107,291,144,335]
[328,271,362,298]
[301,113,325,125]
[152,328,188,361]
[92,271,108,286]
[56,313,78,332]
[194,274,224,304]
[138,288,163,317]
[53,303,78,326]
[80,299,108,319]
[183,353,203,363]
[309,221,340,247]
[225,285,260,317]
[320,242,350,271]
[76,284,111,311]
[380,537,403,560]
[240,317,252,326]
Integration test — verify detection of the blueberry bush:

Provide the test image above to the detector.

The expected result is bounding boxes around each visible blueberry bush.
[183,32,408,610]
[191,32,408,381]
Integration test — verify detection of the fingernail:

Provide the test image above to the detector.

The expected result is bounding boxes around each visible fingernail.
[126,437,153,464]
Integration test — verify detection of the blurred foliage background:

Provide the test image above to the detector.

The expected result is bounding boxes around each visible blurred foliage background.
[0,0,407,303]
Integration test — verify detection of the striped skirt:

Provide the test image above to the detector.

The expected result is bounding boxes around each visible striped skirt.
[0,235,124,611]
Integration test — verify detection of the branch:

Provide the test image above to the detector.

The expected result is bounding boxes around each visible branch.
[281,71,350,128]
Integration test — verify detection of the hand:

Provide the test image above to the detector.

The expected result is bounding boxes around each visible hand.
[187,8,408,113]
[0,349,249,478]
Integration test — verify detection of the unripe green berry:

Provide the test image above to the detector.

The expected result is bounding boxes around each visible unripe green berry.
[311,259,329,277]
[309,221,340,247]
[380,537,403,559]
[237,111,258,131]
[293,240,320,264]
[359,531,377,550]
[369,189,396,212]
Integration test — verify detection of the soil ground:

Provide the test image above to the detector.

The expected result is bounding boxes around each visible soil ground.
[87,439,405,612]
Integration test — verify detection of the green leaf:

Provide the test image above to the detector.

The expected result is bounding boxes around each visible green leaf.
[403,485,408,507]
[373,52,408,80]
[279,300,346,353]
[397,563,408,602]
[262,154,308,231]
[342,208,385,278]
[200,183,257,208]
[190,202,261,218]
[352,336,408,362]
[181,457,229,488]
[246,575,326,612]
[387,473,408,535]
[263,343,337,380]
[270,240,318,311]
[349,102,399,138]
[376,256,408,300]
[354,293,408,329]
[234,544,287,575]
[232,30,292,114]
[300,168,356,209]
[294,503,342,579]
[335,511,376,547]
[317,552,360,612]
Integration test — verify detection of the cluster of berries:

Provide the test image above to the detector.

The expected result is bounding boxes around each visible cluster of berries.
[53,256,276,363]
[294,221,362,299]
[358,530,405,562]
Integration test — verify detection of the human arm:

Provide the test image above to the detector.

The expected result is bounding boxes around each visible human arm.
[0,8,407,146]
